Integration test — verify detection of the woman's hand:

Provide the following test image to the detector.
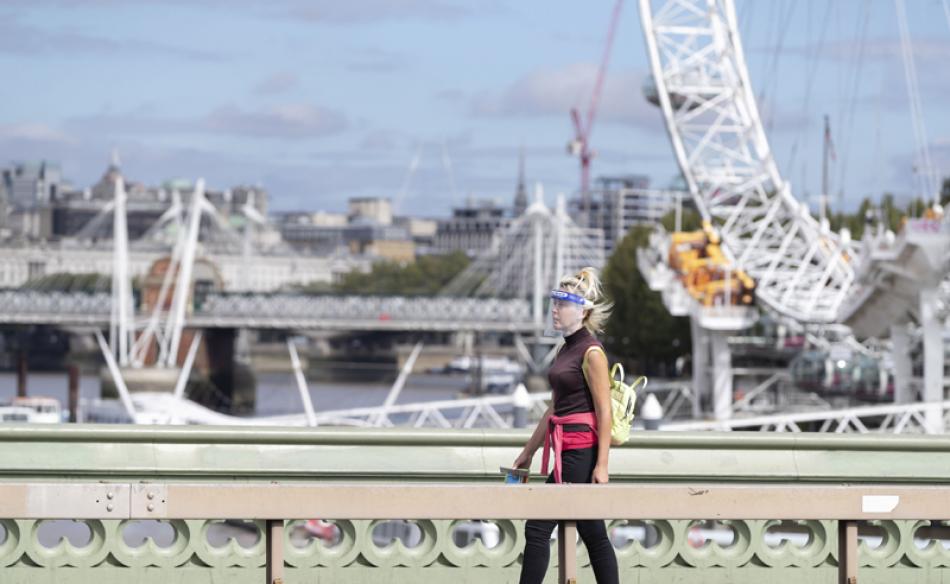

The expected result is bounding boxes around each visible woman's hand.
[592,464,609,484]
[513,450,533,470]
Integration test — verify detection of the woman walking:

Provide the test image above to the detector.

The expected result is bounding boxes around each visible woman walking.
[512,267,619,584]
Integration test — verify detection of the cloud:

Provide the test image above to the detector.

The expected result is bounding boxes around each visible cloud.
[750,37,950,62]
[252,72,300,95]
[287,0,469,24]
[470,63,664,131]
[758,103,813,134]
[67,103,348,140]
[344,48,410,73]
[9,0,498,25]
[819,38,950,63]
[203,104,347,138]
[0,18,225,61]
[359,130,404,151]
[435,88,465,103]
[0,123,76,145]
[879,137,950,200]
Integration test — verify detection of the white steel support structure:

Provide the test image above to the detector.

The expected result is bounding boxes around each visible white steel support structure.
[689,318,708,418]
[639,0,856,323]
[669,399,950,435]
[689,317,740,421]
[163,179,206,368]
[110,177,135,366]
[445,187,603,310]
[891,323,913,404]
[130,191,186,367]
[710,330,732,421]
[920,287,943,433]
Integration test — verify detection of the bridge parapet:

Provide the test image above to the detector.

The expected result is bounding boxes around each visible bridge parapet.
[1,426,949,582]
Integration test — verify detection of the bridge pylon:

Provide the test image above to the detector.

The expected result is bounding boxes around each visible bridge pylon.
[442,185,605,373]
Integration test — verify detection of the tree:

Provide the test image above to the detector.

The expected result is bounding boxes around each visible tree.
[19,272,111,293]
[302,251,471,296]
[601,222,692,376]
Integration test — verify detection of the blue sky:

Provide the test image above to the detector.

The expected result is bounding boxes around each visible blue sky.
[2,0,949,218]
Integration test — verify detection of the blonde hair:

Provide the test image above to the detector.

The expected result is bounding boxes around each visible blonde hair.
[558,267,612,334]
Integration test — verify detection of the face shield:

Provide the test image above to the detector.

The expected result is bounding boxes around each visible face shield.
[549,289,592,333]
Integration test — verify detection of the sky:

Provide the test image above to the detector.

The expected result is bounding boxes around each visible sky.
[2,0,949,218]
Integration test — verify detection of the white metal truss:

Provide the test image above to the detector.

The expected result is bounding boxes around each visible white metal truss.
[80,389,554,428]
[668,399,950,434]
[443,188,605,331]
[82,384,693,429]
[639,0,856,323]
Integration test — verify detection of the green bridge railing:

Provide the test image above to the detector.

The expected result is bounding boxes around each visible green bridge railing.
[0,425,949,583]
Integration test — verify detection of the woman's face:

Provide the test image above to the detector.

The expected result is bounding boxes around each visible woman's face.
[551,288,586,331]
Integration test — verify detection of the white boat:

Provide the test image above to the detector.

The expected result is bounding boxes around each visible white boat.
[0,397,63,423]
[446,355,524,375]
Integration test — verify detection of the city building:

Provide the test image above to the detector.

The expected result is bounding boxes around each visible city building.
[1,161,62,207]
[394,217,438,255]
[435,199,509,256]
[2,155,274,245]
[348,197,392,226]
[277,212,347,256]
[572,175,690,254]
[277,201,418,262]
[344,224,414,263]
[309,211,348,227]
[0,241,370,292]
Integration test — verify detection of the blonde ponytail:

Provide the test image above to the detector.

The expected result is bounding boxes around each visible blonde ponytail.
[558,267,612,334]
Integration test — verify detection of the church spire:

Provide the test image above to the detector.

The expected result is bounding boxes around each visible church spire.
[513,144,527,216]
[110,148,121,172]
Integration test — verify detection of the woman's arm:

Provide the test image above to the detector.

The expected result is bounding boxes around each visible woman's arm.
[585,348,613,483]
[513,404,552,469]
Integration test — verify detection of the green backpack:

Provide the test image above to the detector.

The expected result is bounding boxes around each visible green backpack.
[580,350,647,445]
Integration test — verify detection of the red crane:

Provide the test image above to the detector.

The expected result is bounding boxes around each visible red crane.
[568,0,624,227]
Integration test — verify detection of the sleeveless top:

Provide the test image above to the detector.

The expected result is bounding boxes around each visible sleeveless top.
[548,327,604,416]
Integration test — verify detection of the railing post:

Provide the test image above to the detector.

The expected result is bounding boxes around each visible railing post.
[266,519,284,584]
[558,520,577,584]
[67,364,80,423]
[838,520,858,584]
[16,349,27,397]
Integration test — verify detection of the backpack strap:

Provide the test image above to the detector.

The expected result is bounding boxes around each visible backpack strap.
[581,345,606,385]
[610,362,624,384]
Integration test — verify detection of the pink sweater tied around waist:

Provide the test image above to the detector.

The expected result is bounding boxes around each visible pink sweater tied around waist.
[540,411,598,484]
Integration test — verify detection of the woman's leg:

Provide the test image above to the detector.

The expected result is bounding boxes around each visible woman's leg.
[519,446,620,584]
[520,461,561,584]
[561,447,620,584]
[578,519,620,584]
[520,517,557,584]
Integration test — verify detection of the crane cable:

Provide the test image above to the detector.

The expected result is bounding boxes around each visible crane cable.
[759,0,797,134]
[784,0,834,186]
[583,0,624,144]
[895,0,937,204]
[835,0,872,208]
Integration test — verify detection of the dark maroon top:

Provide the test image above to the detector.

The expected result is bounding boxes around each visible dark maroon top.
[548,327,604,416]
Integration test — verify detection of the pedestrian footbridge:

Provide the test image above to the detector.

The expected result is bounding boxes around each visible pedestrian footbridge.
[0,290,535,332]
[1,425,949,583]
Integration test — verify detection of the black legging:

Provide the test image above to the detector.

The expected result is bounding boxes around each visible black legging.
[519,446,619,584]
